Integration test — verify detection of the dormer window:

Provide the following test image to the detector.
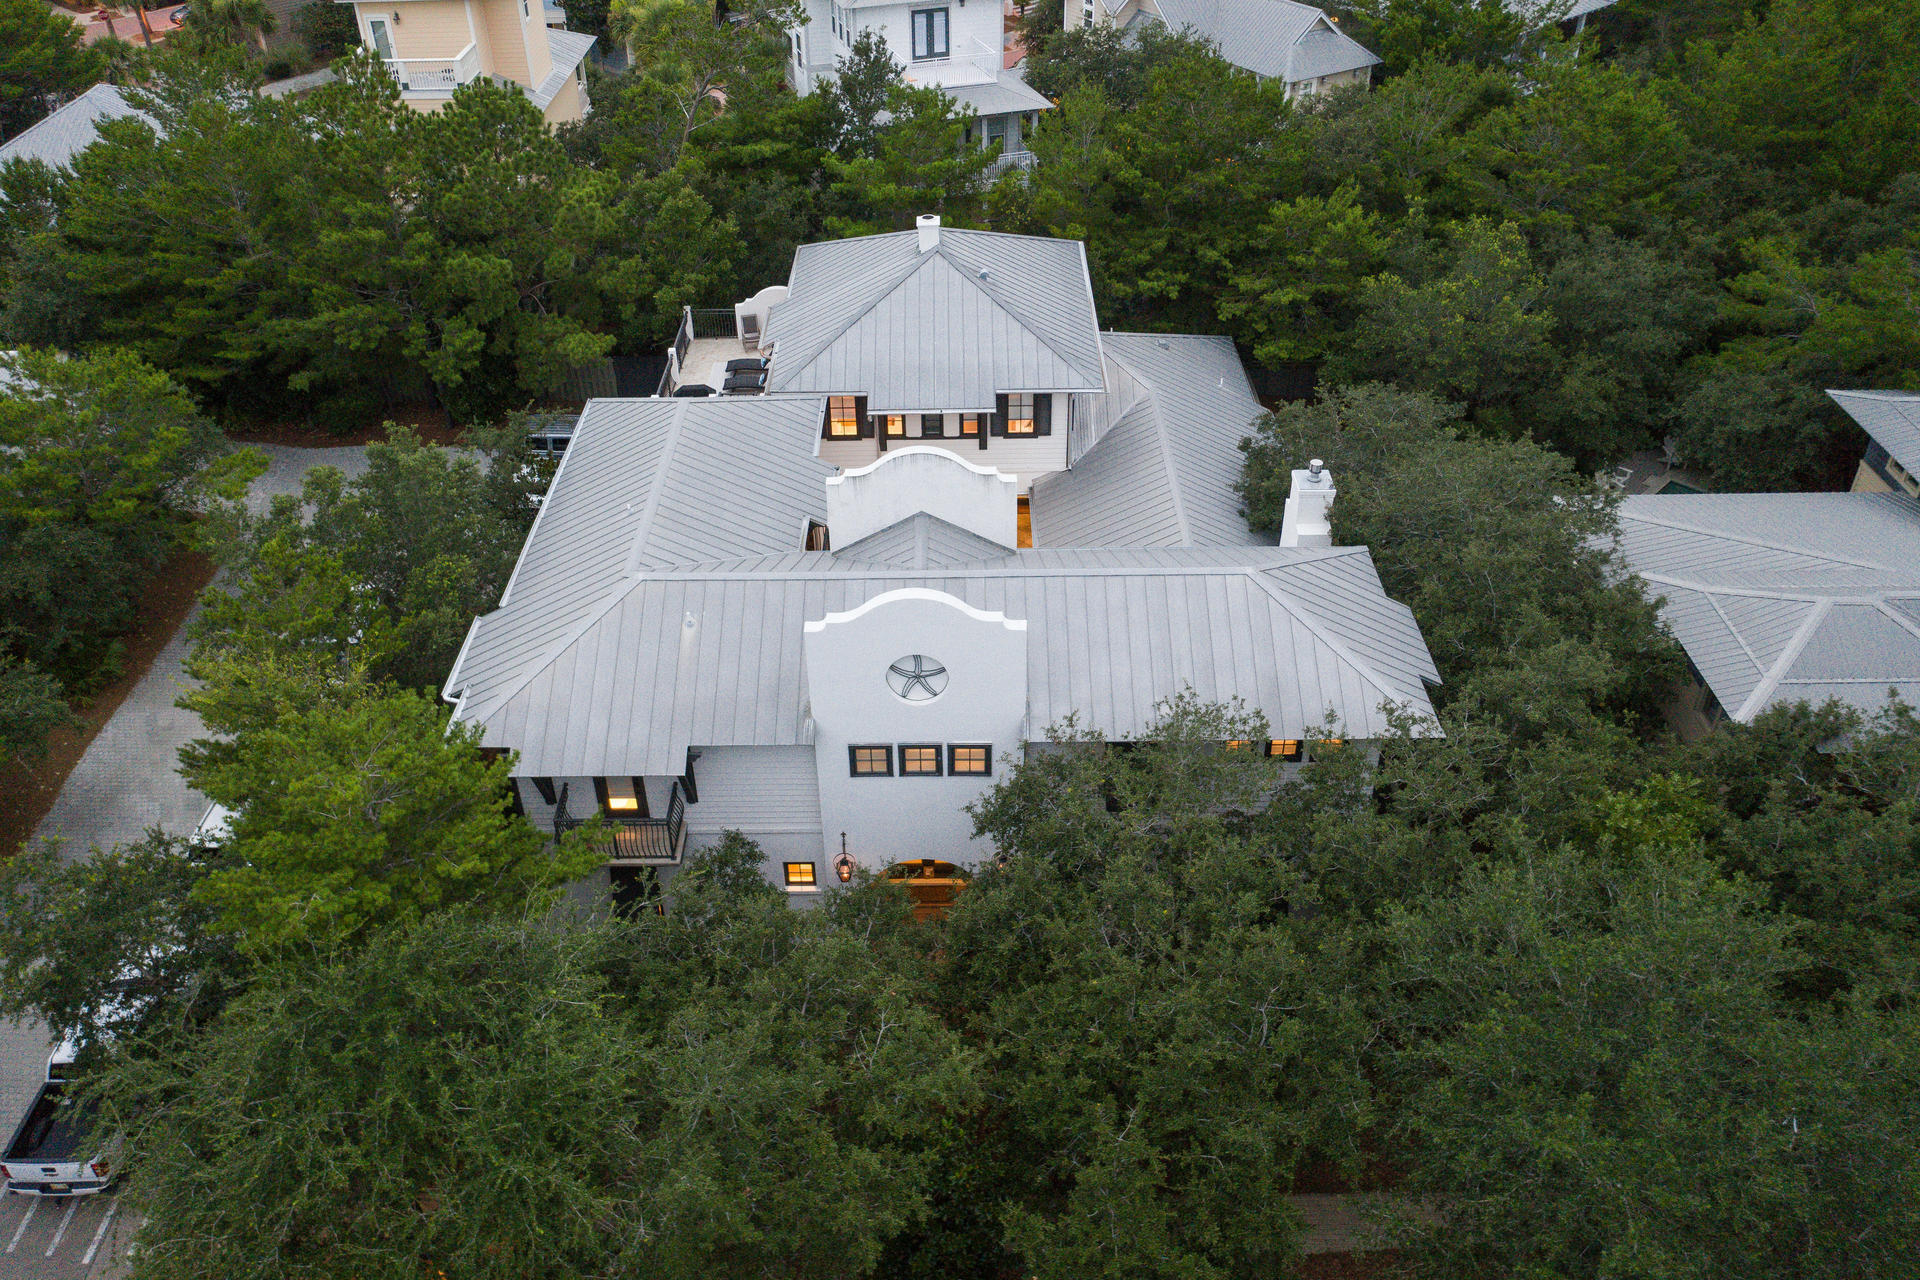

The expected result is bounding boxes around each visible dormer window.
[1004,394,1036,435]
[996,394,1053,437]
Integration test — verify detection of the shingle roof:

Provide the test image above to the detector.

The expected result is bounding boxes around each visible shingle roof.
[1147,0,1379,82]
[1507,0,1617,22]
[1030,333,1269,548]
[764,226,1106,408]
[1618,493,1920,721]
[0,85,152,170]
[456,542,1440,776]
[530,29,596,109]
[1829,389,1920,481]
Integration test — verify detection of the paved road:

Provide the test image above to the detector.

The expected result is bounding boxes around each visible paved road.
[5,445,371,1277]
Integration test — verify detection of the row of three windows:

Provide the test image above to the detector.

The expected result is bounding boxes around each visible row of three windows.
[850,743,991,776]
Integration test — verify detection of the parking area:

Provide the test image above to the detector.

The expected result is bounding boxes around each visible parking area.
[0,1189,133,1278]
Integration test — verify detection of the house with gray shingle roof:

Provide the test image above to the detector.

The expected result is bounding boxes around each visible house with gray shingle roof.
[1066,0,1378,99]
[1616,390,1920,739]
[448,221,1441,906]
[0,85,154,172]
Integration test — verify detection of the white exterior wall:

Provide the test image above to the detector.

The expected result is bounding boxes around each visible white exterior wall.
[682,745,829,896]
[827,448,1019,548]
[803,590,1028,873]
[791,0,1004,94]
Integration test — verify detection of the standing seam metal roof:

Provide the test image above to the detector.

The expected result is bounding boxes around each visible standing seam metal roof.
[0,85,152,170]
[764,226,1106,407]
[1030,333,1270,548]
[1147,0,1379,82]
[1829,389,1920,482]
[1618,493,1920,721]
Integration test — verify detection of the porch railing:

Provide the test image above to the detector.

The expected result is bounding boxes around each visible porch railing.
[992,149,1038,173]
[384,44,483,93]
[553,781,687,865]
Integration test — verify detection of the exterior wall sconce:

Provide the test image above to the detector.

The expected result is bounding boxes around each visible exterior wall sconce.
[835,833,854,882]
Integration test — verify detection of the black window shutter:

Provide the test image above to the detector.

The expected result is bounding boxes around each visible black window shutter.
[856,395,871,438]
[1034,394,1052,436]
[592,776,611,811]
[532,777,558,806]
[630,778,651,819]
[820,401,833,439]
[992,394,1008,437]
[682,751,700,804]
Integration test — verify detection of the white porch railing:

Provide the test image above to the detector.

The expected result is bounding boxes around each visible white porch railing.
[991,148,1038,173]
[383,43,483,93]
[904,37,1001,89]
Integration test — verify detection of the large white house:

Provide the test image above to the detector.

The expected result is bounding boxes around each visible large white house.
[788,0,1051,168]
[444,218,1441,909]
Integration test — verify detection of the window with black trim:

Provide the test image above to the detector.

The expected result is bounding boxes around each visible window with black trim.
[826,395,863,438]
[872,413,904,437]
[900,744,943,775]
[948,744,992,775]
[911,7,949,59]
[959,413,983,436]
[784,861,818,887]
[1266,739,1304,762]
[920,412,946,437]
[1004,393,1036,435]
[850,744,893,776]
[596,776,649,817]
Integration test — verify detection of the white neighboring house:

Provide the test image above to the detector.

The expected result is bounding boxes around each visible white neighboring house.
[1065,0,1378,99]
[443,218,1442,909]
[0,85,154,171]
[789,0,1051,169]
[1615,390,1920,741]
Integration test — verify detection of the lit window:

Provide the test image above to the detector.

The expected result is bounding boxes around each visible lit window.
[1224,740,1252,751]
[1004,393,1036,435]
[900,744,943,775]
[828,395,861,438]
[604,777,640,811]
[850,744,893,776]
[785,862,817,887]
[948,744,991,776]
[1267,740,1304,762]
[959,413,984,436]
[873,414,905,437]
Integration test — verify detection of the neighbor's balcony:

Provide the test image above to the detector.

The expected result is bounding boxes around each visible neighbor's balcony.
[553,781,688,865]
[383,44,484,95]
[903,37,1001,89]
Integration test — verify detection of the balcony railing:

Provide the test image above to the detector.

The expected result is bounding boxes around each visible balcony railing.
[383,43,483,94]
[553,780,687,865]
[903,37,1001,89]
[991,148,1038,173]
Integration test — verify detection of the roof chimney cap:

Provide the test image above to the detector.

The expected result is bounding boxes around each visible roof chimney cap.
[1308,458,1325,480]
[916,214,941,253]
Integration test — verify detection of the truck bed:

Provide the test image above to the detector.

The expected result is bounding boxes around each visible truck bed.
[4,1086,99,1164]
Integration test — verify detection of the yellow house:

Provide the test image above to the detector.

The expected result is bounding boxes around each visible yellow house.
[337,0,596,125]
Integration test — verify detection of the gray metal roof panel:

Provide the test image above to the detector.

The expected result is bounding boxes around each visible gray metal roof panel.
[530,30,596,109]
[833,512,1014,567]
[1829,389,1920,481]
[940,72,1055,116]
[765,227,1105,405]
[0,84,152,170]
[1148,0,1377,81]
[1031,333,1269,548]
[1618,492,1920,720]
[459,545,1440,775]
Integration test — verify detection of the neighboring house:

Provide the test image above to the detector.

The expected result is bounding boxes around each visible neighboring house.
[1836,389,1920,501]
[1617,390,1920,740]
[788,0,1051,169]
[445,217,1442,905]
[1508,0,1617,32]
[0,85,154,171]
[1066,0,1378,99]
[335,0,596,124]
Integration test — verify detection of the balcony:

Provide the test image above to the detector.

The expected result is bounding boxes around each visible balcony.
[383,44,484,95]
[902,37,1002,90]
[553,780,687,865]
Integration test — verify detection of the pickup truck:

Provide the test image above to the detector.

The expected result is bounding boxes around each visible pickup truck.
[0,1042,120,1197]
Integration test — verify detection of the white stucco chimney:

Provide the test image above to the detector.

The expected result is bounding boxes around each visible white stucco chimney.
[1278,458,1335,548]
[916,214,941,253]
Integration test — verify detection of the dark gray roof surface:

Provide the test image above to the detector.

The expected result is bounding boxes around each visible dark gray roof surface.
[1829,389,1920,481]
[1618,492,1920,721]
[0,85,151,170]
[1031,333,1270,548]
[1148,0,1378,81]
[764,226,1106,408]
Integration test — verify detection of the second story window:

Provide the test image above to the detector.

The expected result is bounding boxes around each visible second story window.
[900,744,943,775]
[948,744,992,776]
[1004,393,1037,435]
[850,744,894,776]
[872,413,905,437]
[911,7,949,60]
[959,413,984,436]
[826,395,865,438]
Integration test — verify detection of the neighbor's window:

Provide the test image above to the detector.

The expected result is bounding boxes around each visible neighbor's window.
[828,395,861,438]
[850,744,893,776]
[785,862,818,887]
[1004,393,1037,435]
[948,744,992,776]
[1266,740,1304,762]
[900,744,943,775]
[911,7,949,59]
